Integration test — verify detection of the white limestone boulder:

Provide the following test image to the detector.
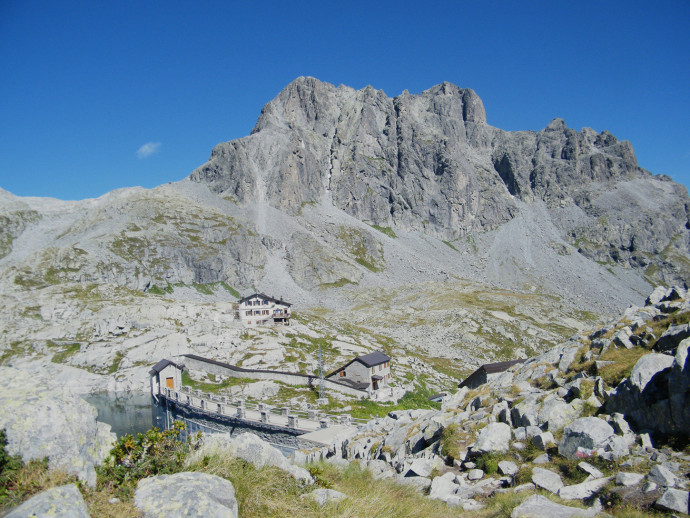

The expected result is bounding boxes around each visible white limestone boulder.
[474,422,511,453]
[3,484,89,518]
[531,467,564,494]
[0,366,115,487]
[510,494,603,517]
[135,472,238,518]
[192,432,313,483]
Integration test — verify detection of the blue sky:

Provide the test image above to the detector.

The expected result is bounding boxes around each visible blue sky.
[1,1,688,200]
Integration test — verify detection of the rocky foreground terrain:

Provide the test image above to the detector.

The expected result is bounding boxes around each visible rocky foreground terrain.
[1,285,689,516]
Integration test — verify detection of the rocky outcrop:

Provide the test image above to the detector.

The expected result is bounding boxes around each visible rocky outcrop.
[189,432,313,483]
[606,338,690,436]
[135,472,238,518]
[510,494,603,518]
[0,366,115,486]
[291,286,690,515]
[558,417,615,458]
[3,484,89,518]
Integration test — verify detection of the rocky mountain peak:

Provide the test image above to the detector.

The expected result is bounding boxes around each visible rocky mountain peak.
[189,77,690,287]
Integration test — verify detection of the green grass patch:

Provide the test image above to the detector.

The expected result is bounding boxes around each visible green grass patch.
[192,282,214,295]
[148,283,174,295]
[219,282,240,298]
[181,370,256,394]
[370,224,396,238]
[442,240,459,252]
[51,343,81,364]
[107,351,125,374]
[319,278,357,289]
[596,346,653,388]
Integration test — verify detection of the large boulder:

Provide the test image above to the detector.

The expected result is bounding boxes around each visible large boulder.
[629,353,675,391]
[669,339,690,433]
[135,472,238,518]
[605,346,690,436]
[558,417,615,458]
[655,324,690,353]
[0,367,115,486]
[474,422,511,453]
[4,484,89,518]
[531,467,564,494]
[538,398,580,431]
[191,432,313,483]
[511,494,603,518]
[557,477,611,500]
[429,472,459,502]
[655,488,689,514]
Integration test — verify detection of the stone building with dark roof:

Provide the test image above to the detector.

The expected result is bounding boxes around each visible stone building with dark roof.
[458,359,525,389]
[326,351,392,392]
[149,359,184,394]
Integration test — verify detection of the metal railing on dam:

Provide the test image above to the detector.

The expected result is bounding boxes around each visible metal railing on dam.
[157,386,367,449]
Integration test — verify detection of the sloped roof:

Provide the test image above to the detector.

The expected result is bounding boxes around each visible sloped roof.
[149,359,183,375]
[238,293,292,306]
[355,351,390,367]
[326,351,391,378]
[458,358,525,388]
[482,358,525,374]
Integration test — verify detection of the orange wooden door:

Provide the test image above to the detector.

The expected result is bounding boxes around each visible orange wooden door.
[166,377,174,389]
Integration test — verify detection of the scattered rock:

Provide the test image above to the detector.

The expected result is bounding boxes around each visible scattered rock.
[558,417,615,459]
[302,488,347,507]
[467,468,484,481]
[510,494,603,517]
[135,472,238,518]
[429,472,459,502]
[577,461,604,479]
[616,472,645,487]
[532,467,564,494]
[655,487,689,514]
[3,484,89,518]
[193,432,313,483]
[533,453,550,464]
[533,431,555,450]
[655,324,690,353]
[474,422,511,453]
[648,464,677,488]
[558,477,611,500]
[498,460,518,476]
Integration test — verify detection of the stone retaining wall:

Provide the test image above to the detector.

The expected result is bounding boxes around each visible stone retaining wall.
[181,354,368,398]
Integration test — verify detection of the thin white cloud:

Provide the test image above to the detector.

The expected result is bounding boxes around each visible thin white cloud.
[136,142,161,159]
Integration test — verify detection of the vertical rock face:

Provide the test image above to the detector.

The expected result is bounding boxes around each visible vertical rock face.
[191,77,511,239]
[190,77,690,285]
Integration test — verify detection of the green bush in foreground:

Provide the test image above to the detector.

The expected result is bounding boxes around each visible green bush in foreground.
[96,420,195,499]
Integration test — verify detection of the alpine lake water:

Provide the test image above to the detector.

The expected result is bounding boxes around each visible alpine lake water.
[83,392,297,456]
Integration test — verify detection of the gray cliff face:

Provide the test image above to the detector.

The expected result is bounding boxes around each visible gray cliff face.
[191,78,511,238]
[190,77,690,285]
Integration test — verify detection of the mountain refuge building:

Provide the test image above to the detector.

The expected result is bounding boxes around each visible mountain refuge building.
[238,293,292,326]
[326,351,392,392]
[149,359,184,394]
